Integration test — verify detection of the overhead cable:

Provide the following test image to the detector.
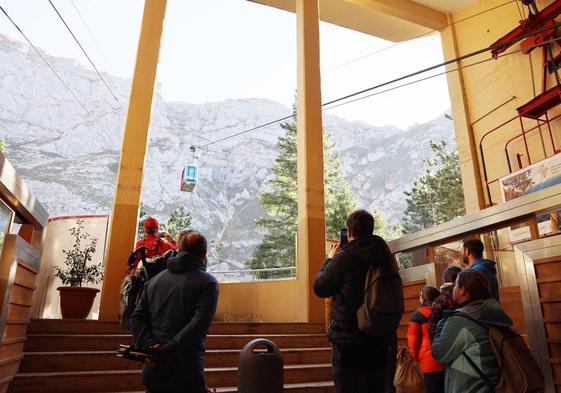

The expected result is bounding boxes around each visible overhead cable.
[198,115,295,147]
[324,0,517,73]
[0,4,87,110]
[198,21,561,149]
[47,0,120,104]
[325,36,561,111]
[257,0,516,103]
[68,0,111,66]
[323,20,561,107]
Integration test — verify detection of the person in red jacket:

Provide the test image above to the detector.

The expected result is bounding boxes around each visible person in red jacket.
[407,285,444,393]
[136,217,176,258]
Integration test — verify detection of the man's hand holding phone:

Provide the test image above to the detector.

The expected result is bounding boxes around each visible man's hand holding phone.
[328,243,340,259]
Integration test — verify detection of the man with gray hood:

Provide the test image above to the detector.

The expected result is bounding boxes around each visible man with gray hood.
[463,239,499,302]
[130,231,218,393]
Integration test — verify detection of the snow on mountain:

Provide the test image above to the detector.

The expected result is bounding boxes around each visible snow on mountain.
[0,33,454,268]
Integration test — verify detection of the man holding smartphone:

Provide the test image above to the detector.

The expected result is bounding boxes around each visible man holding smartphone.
[313,209,399,393]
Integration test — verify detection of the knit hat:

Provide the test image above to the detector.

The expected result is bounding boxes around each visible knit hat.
[144,217,159,230]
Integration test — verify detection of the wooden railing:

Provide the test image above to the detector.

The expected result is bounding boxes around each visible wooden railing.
[0,153,48,391]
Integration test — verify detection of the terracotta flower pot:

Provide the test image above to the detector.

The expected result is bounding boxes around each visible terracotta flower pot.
[57,286,99,319]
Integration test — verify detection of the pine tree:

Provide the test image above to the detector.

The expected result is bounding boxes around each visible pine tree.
[208,240,227,271]
[247,116,356,279]
[137,203,148,239]
[372,208,412,269]
[163,206,192,237]
[372,208,402,241]
[402,141,465,233]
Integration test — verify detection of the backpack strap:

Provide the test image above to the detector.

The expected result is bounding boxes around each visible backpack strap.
[453,312,496,390]
[461,351,495,390]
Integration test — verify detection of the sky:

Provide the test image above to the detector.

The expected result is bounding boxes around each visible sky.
[0,0,451,129]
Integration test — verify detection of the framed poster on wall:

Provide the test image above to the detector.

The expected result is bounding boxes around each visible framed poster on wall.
[499,153,561,242]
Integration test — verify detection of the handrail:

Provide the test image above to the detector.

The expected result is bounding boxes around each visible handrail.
[388,182,561,254]
[503,112,561,168]
[211,267,296,275]
[0,154,48,227]
[478,113,561,204]
[479,114,518,145]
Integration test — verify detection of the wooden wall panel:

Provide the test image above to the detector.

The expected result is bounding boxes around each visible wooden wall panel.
[399,279,426,348]
[500,286,526,336]
[0,239,39,393]
[533,255,561,391]
[13,268,35,291]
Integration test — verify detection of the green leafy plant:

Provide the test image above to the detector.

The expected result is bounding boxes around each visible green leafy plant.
[54,219,103,287]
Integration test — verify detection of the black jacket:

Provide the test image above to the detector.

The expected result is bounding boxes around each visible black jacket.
[313,235,394,344]
[130,252,218,392]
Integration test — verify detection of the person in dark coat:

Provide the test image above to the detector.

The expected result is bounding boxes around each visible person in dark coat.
[313,209,399,393]
[130,231,219,393]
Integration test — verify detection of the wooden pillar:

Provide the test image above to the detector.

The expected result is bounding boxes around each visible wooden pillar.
[99,0,167,320]
[441,16,486,212]
[295,0,326,323]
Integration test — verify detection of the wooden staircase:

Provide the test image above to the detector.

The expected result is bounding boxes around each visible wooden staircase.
[8,320,335,393]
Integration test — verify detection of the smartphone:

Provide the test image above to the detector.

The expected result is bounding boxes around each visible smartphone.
[339,228,348,247]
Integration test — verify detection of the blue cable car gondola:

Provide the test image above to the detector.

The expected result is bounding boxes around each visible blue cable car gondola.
[181,145,199,192]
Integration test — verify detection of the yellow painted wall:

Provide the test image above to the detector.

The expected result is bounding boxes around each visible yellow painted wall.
[442,0,561,209]
[215,279,305,322]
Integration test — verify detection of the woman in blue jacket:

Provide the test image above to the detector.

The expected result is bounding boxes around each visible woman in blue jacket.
[431,270,512,393]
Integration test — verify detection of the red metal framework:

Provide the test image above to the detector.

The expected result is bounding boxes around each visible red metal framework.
[490,0,561,57]
[479,0,561,205]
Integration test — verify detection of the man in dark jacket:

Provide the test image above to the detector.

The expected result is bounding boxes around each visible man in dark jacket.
[313,209,398,393]
[463,239,500,301]
[130,231,218,393]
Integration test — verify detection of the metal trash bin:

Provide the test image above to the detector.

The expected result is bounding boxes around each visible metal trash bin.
[237,338,283,393]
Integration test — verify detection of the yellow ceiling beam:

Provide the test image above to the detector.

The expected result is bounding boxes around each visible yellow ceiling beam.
[249,0,448,42]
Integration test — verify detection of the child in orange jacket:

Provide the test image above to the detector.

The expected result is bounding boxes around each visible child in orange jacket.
[407,285,444,393]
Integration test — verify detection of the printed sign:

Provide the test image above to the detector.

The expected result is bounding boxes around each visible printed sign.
[499,153,561,241]
[499,153,561,202]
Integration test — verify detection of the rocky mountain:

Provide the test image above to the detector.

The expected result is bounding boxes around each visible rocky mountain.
[0,34,455,271]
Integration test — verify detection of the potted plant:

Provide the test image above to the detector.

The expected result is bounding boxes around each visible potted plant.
[54,219,103,319]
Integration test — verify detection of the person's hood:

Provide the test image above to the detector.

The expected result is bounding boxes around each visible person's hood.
[457,298,512,327]
[167,251,207,273]
[342,235,393,267]
[471,258,497,275]
[440,282,454,292]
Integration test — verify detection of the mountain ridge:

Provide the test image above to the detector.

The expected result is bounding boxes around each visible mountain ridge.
[0,33,455,269]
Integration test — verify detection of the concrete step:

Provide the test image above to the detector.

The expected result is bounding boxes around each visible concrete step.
[24,334,330,352]
[28,319,326,335]
[19,347,331,372]
[9,364,333,393]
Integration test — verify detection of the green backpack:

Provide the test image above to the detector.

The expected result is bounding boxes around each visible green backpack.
[356,241,404,336]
